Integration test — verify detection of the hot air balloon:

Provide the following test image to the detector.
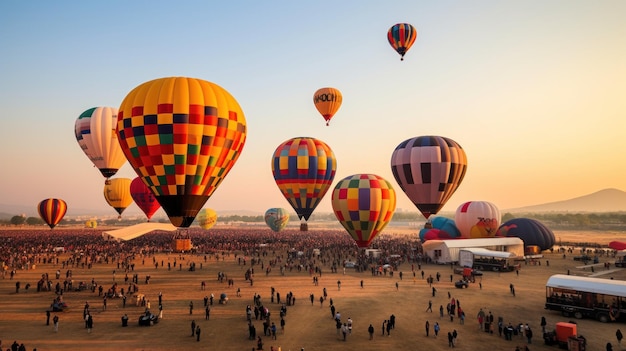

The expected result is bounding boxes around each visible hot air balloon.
[196,208,218,230]
[331,174,396,248]
[103,178,133,218]
[497,218,556,251]
[455,201,501,238]
[37,198,67,229]
[264,208,290,232]
[391,136,467,219]
[419,216,461,241]
[272,137,336,222]
[387,23,417,61]
[609,241,626,251]
[74,107,127,178]
[117,77,247,227]
[313,87,342,126]
[130,177,161,221]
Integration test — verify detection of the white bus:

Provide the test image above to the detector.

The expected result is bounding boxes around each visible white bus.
[545,274,626,323]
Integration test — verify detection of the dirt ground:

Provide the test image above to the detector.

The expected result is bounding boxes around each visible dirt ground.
[1,229,625,351]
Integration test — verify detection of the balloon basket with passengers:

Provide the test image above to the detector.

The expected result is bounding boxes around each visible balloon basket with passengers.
[171,230,192,252]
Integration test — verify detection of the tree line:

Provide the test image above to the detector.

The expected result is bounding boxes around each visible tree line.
[3,211,626,231]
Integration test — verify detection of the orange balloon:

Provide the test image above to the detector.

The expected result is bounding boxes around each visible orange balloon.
[313,87,342,126]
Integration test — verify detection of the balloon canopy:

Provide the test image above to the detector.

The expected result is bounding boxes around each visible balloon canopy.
[609,241,626,251]
[387,23,417,61]
[196,208,218,230]
[497,218,556,251]
[74,107,127,178]
[264,208,290,232]
[331,173,396,248]
[455,201,501,238]
[391,135,467,219]
[419,216,461,241]
[130,177,161,221]
[271,137,337,221]
[117,77,247,227]
[37,198,67,229]
[313,87,342,126]
[103,178,133,217]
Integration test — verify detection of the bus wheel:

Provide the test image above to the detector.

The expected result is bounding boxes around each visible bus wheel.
[574,311,583,319]
[597,313,610,323]
[492,267,499,272]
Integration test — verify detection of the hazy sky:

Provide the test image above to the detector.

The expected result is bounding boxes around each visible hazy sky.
[1,1,625,219]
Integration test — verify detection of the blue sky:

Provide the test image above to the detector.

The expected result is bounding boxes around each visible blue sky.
[1,1,625,219]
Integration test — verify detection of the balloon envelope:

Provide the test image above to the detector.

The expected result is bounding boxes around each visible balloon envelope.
[272,137,336,221]
[391,136,467,219]
[130,177,161,221]
[117,77,247,227]
[609,241,626,251]
[455,201,501,238]
[74,107,127,178]
[264,208,290,232]
[103,178,133,216]
[196,208,218,230]
[387,23,417,61]
[331,174,396,248]
[497,218,556,251]
[419,216,461,241]
[37,198,67,229]
[313,87,342,126]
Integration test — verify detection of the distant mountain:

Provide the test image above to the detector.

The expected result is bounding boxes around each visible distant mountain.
[507,188,626,213]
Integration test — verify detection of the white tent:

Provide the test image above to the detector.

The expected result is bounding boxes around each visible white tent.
[422,237,524,264]
[102,222,177,242]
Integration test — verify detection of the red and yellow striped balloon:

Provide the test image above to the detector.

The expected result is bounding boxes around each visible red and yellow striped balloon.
[37,198,67,229]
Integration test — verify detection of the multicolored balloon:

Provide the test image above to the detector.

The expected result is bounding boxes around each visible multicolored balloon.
[37,198,67,229]
[130,177,161,221]
[455,201,501,238]
[331,174,396,248]
[272,137,337,221]
[117,77,247,227]
[387,23,417,61]
[103,178,133,217]
[419,216,461,241]
[391,135,467,219]
[74,107,127,178]
[264,208,290,232]
[196,208,218,230]
[313,87,342,126]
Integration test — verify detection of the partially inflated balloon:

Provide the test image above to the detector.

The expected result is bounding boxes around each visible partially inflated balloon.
[387,23,417,61]
[391,136,467,219]
[37,198,67,229]
[130,177,161,221]
[264,208,290,232]
[419,216,461,241]
[331,174,396,248]
[455,201,500,238]
[74,107,127,178]
[497,218,555,251]
[272,137,336,221]
[103,178,133,217]
[313,87,342,126]
[117,77,247,227]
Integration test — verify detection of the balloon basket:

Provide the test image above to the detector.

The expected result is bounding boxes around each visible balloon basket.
[172,230,192,252]
[300,222,308,231]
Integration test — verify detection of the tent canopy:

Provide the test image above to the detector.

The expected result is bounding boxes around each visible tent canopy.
[102,222,177,242]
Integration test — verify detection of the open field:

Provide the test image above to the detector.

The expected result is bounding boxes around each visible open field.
[0,228,625,351]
